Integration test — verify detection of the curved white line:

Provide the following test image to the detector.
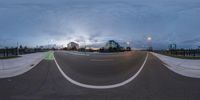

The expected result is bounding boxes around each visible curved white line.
[54,53,148,89]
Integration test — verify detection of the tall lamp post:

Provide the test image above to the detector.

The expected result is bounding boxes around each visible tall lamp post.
[126,41,131,51]
[4,39,8,57]
[147,36,152,51]
[84,40,87,54]
[126,41,130,47]
[17,42,19,55]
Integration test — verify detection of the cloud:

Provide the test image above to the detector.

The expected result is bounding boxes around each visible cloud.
[0,0,200,48]
[182,37,200,46]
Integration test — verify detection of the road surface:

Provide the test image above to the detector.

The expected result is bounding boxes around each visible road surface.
[0,51,200,100]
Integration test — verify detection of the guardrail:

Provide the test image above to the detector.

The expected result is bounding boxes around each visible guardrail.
[0,48,49,57]
[153,49,200,57]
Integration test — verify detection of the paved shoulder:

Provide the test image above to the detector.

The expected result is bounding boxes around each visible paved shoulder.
[152,52,200,78]
[0,52,45,78]
[131,53,200,99]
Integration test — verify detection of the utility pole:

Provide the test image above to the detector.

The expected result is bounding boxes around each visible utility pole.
[147,36,152,51]
[17,42,19,55]
[84,40,86,55]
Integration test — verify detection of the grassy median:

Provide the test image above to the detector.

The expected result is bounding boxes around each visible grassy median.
[44,51,54,60]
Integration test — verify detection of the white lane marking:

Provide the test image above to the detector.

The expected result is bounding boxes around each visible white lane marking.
[54,53,149,89]
[65,52,90,56]
[90,59,114,62]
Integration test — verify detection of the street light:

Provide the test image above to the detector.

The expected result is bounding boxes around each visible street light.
[17,42,19,55]
[147,37,152,41]
[84,40,87,54]
[126,41,132,51]
[147,36,152,51]
[126,41,130,47]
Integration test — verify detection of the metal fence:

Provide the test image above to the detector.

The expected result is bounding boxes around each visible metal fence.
[154,49,200,56]
[0,48,48,57]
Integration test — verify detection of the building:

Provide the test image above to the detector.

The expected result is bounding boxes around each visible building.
[104,40,120,49]
[169,44,177,50]
[102,40,124,52]
[67,42,79,50]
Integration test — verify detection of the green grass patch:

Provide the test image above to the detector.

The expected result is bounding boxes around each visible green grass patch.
[0,56,20,59]
[44,51,54,60]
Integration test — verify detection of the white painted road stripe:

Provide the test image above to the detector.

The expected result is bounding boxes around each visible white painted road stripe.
[65,52,90,56]
[90,59,114,62]
[54,53,148,89]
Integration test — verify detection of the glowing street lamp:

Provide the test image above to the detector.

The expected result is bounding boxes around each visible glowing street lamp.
[147,37,152,41]
[17,41,19,55]
[147,36,152,51]
[126,41,130,47]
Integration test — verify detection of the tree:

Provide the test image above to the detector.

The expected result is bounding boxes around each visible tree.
[126,47,131,51]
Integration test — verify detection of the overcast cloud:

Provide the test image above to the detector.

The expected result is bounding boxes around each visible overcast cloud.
[0,0,200,49]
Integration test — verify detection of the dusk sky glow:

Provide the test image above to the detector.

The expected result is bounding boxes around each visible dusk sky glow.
[0,0,200,49]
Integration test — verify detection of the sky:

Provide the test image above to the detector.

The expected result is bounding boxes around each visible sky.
[0,0,200,49]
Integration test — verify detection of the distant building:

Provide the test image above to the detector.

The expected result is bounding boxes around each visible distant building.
[67,42,79,50]
[104,40,120,49]
[101,40,125,52]
[169,44,177,50]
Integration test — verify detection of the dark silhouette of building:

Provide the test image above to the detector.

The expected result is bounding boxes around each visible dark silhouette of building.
[169,44,177,50]
[102,40,123,52]
[105,40,120,49]
[67,42,79,50]
[126,47,131,51]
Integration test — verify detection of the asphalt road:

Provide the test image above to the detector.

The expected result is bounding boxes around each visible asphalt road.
[0,51,200,100]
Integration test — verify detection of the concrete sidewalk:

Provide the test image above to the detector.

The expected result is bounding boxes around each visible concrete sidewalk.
[0,52,46,78]
[152,52,200,78]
